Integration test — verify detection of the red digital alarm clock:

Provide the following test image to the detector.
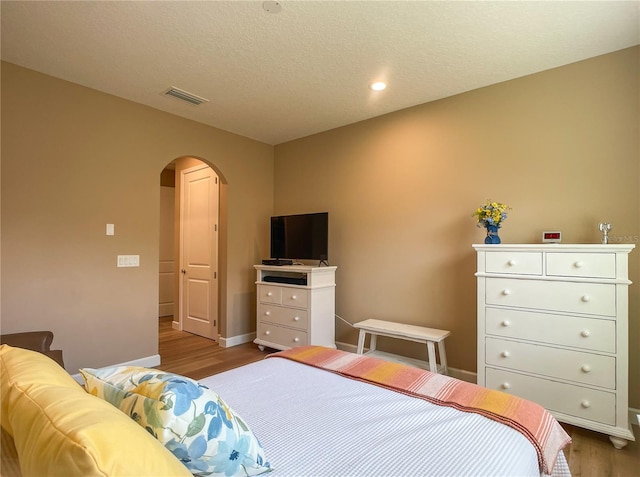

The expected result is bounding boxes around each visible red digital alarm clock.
[542,231,562,243]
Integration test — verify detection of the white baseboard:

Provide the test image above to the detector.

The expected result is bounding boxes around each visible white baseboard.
[447,367,478,384]
[630,408,640,428]
[71,354,161,384]
[219,332,256,348]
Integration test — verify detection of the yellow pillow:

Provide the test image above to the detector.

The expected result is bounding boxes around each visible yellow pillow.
[0,345,192,477]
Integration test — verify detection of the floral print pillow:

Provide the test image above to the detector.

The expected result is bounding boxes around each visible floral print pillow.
[80,366,272,476]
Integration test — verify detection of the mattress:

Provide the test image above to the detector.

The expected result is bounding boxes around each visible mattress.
[200,356,572,477]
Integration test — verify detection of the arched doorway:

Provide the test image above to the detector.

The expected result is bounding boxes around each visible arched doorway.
[159,156,228,342]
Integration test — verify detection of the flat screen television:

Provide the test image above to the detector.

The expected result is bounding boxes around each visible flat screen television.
[270,212,328,263]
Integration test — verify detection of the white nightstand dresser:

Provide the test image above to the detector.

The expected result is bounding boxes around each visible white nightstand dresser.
[254,265,336,351]
[473,244,635,449]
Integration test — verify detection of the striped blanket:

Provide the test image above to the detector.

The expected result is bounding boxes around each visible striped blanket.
[268,346,571,475]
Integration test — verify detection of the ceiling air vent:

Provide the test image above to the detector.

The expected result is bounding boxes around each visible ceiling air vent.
[163,87,209,106]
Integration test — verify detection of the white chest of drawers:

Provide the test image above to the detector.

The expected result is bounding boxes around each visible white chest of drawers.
[473,244,635,449]
[254,265,336,351]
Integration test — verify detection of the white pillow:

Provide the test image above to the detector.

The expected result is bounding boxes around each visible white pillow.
[80,366,272,476]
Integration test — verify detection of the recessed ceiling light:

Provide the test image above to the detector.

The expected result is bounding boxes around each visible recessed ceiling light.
[369,81,387,91]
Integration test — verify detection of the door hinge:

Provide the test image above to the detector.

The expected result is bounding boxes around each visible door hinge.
[215,224,218,232]
[214,272,217,279]
[214,320,217,326]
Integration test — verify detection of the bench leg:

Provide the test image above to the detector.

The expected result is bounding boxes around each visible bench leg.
[356,330,366,354]
[426,341,438,374]
[369,334,377,352]
[438,341,448,375]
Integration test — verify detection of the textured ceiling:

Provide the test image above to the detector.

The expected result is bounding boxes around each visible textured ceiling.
[1,1,638,145]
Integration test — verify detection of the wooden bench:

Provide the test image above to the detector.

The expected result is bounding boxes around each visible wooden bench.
[354,319,450,374]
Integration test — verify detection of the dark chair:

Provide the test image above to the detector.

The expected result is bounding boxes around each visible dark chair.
[0,331,65,368]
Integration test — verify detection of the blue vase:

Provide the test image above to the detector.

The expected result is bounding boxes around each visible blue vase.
[484,225,501,244]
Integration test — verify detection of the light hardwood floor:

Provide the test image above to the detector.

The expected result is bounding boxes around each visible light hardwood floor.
[157,318,639,477]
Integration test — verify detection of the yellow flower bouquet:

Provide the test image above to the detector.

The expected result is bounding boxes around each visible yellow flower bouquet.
[473,200,511,244]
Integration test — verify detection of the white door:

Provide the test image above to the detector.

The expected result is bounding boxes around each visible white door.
[158,186,175,317]
[180,165,219,340]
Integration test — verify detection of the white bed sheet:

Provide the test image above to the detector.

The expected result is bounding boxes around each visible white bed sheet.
[200,357,571,477]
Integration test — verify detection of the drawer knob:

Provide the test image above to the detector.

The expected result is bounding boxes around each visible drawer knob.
[265,330,271,336]
[581,364,592,373]
[294,316,300,321]
[507,260,517,266]
[265,311,271,316]
[501,382,511,390]
[501,351,510,358]
[581,295,591,302]
[501,320,510,327]
[581,400,591,409]
[574,261,584,268]
[502,289,511,296]
[267,292,273,297]
[580,330,590,338]
[293,337,300,343]
[291,295,297,300]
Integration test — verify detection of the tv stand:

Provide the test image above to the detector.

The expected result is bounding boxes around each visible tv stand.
[254,264,337,351]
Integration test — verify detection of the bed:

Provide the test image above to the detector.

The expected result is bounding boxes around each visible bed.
[200,346,572,477]
[1,343,572,476]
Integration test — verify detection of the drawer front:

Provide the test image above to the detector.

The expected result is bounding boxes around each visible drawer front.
[257,323,308,348]
[259,304,309,330]
[257,284,282,304]
[546,252,616,279]
[485,278,616,316]
[485,308,616,353]
[485,337,615,388]
[485,368,615,425]
[485,252,543,275]
[280,287,309,309]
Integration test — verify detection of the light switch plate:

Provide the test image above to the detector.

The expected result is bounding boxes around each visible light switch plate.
[106,224,115,236]
[117,255,140,267]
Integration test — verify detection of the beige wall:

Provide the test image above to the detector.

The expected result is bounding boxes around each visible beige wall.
[2,48,638,407]
[1,62,274,374]
[274,47,640,406]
